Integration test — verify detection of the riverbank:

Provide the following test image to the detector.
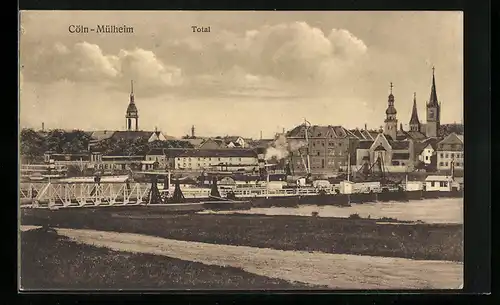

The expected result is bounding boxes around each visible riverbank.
[20,227,318,290]
[21,207,463,261]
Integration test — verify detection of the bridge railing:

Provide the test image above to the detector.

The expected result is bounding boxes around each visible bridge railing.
[19,182,150,208]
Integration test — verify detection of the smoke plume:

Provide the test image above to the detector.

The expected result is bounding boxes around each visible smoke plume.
[264,134,307,161]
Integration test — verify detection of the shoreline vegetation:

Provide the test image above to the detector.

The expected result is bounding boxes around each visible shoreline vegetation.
[21,207,463,262]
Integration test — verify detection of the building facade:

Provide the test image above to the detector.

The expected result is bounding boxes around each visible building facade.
[172,149,258,171]
[355,133,415,172]
[436,132,464,171]
[287,125,359,175]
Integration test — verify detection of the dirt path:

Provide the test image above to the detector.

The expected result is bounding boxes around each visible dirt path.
[33,227,463,289]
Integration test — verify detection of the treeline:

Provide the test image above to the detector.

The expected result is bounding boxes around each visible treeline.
[92,137,194,156]
[440,123,464,136]
[20,128,92,163]
[20,128,194,163]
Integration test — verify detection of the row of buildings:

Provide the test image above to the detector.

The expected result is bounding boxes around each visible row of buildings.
[39,68,463,176]
[42,127,463,176]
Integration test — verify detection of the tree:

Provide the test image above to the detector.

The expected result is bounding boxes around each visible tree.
[20,128,46,163]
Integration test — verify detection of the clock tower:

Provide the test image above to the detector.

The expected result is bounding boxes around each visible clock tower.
[425,67,441,138]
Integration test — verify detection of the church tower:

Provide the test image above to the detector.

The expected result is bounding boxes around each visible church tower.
[425,67,441,138]
[409,92,421,132]
[384,82,398,140]
[125,80,139,131]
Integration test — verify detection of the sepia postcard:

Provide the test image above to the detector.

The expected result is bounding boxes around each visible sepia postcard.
[19,10,464,291]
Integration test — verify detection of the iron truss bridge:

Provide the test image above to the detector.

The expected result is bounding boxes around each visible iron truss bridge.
[19,182,151,209]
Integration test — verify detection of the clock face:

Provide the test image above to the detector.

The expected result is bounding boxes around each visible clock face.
[428,109,435,119]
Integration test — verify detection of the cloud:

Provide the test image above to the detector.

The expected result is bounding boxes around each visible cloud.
[21,41,183,95]
[224,22,368,85]
[159,22,368,98]
[191,65,302,99]
[20,21,367,98]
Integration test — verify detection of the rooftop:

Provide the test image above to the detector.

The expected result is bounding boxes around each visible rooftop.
[175,148,258,158]
[425,175,453,182]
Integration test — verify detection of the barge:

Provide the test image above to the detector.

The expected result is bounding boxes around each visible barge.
[19,170,463,209]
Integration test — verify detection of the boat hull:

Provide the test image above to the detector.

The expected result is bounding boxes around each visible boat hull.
[166,189,463,207]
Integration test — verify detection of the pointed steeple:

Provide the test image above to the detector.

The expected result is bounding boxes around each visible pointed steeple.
[130,80,135,104]
[428,67,439,107]
[410,92,420,125]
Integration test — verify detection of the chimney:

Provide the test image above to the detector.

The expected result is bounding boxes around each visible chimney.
[260,130,263,140]
[364,123,367,131]
[42,122,44,132]
[400,123,403,131]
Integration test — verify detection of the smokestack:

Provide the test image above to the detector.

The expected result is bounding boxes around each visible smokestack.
[260,131,263,140]
[191,125,195,138]
[282,127,285,134]
[257,149,266,178]
[42,122,44,132]
[400,123,403,131]
[364,123,367,131]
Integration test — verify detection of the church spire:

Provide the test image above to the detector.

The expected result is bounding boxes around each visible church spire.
[409,92,421,132]
[125,80,139,131]
[130,80,135,104]
[428,66,438,107]
[384,82,397,141]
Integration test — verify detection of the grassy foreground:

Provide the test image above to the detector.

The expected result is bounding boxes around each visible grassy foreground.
[20,228,320,290]
[21,208,463,262]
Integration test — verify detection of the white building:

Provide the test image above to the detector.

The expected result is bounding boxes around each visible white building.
[418,142,436,165]
[173,149,258,171]
[424,175,458,192]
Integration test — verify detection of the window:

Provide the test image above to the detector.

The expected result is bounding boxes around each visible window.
[439,162,444,166]
[317,152,320,156]
[445,162,449,166]
[431,181,435,187]
[218,158,221,161]
[239,158,242,161]
[425,156,429,161]
[456,162,460,167]
[322,143,324,147]
[450,153,454,158]
[339,143,342,147]
[445,154,449,158]
[440,153,444,158]
[198,158,201,161]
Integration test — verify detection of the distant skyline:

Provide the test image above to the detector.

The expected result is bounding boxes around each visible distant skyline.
[19,11,463,139]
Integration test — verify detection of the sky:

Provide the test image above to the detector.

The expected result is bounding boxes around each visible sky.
[19,11,463,139]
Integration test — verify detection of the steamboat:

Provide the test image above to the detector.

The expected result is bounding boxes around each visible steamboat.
[19,153,463,210]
